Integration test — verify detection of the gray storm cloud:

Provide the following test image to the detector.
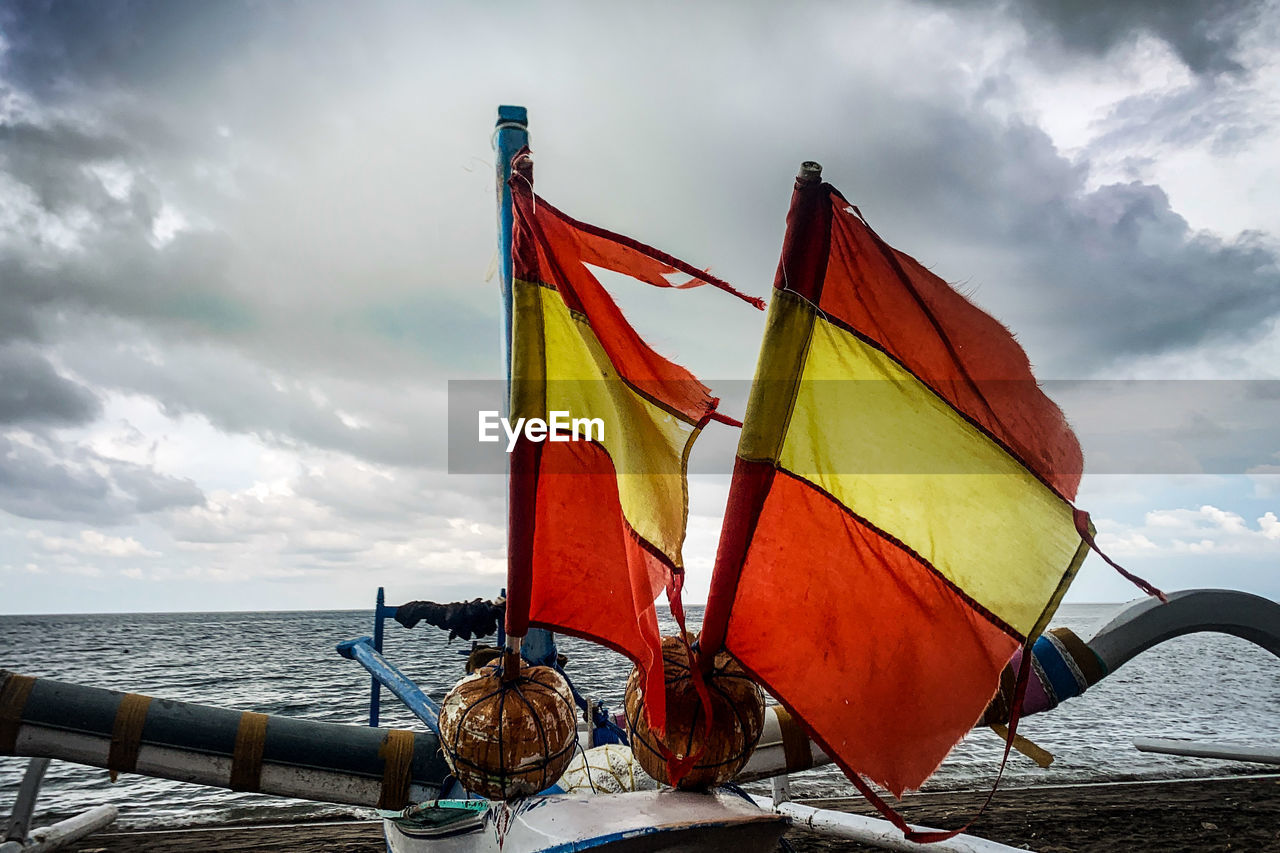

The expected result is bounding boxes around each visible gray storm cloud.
[4,1,1277,385]
[0,433,203,524]
[928,0,1267,75]
[2,0,1279,605]
[0,345,100,425]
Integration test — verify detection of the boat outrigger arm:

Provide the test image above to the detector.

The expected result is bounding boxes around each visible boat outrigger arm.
[1089,588,1280,669]
[0,669,451,812]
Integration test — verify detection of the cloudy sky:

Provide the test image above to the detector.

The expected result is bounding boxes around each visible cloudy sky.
[2,0,1279,614]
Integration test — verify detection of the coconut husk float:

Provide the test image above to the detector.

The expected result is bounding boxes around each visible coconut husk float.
[438,659,577,799]
[624,634,765,789]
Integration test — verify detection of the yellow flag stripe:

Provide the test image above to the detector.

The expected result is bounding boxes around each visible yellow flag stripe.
[772,308,1084,636]
[512,280,699,567]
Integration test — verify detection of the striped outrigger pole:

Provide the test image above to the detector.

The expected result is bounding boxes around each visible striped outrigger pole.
[981,627,1108,724]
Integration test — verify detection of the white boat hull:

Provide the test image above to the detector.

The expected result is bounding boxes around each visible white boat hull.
[382,790,788,853]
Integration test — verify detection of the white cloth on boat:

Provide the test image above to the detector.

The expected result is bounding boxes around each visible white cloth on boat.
[558,744,657,794]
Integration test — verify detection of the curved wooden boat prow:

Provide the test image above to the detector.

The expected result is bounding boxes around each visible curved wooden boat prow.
[1088,588,1280,671]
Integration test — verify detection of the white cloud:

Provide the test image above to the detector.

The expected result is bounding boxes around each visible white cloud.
[1096,504,1280,555]
[29,529,160,558]
[149,203,188,248]
[86,162,134,201]
[63,564,104,577]
[1093,531,1160,552]
[1259,511,1280,539]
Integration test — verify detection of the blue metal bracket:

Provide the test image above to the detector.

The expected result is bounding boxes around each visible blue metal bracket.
[337,635,441,735]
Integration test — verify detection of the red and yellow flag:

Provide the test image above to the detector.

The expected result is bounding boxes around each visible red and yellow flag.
[503,152,761,734]
[700,171,1091,796]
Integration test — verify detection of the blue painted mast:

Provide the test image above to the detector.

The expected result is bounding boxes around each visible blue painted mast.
[495,106,528,675]
[495,105,528,390]
[494,106,556,672]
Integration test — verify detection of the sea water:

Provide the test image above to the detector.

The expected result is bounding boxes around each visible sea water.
[0,603,1276,828]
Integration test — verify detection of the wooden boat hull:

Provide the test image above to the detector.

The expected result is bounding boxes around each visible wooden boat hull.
[382,790,789,853]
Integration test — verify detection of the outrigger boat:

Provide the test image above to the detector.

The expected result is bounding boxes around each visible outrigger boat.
[3,588,1277,852]
[4,106,1280,853]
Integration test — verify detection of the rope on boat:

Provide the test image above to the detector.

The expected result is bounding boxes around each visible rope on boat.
[230,711,269,792]
[981,628,1105,726]
[107,693,151,782]
[0,672,35,753]
[772,705,814,773]
[378,728,418,809]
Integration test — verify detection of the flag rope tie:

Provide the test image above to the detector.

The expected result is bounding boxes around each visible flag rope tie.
[707,411,744,428]
[1074,509,1167,602]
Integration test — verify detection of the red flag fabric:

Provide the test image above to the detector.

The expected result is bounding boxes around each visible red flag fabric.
[503,151,760,736]
[700,172,1090,797]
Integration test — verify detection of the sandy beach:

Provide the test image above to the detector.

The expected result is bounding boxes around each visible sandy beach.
[789,774,1280,852]
[65,775,1279,852]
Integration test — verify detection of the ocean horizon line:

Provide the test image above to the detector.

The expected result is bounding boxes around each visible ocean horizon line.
[0,601,1135,619]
